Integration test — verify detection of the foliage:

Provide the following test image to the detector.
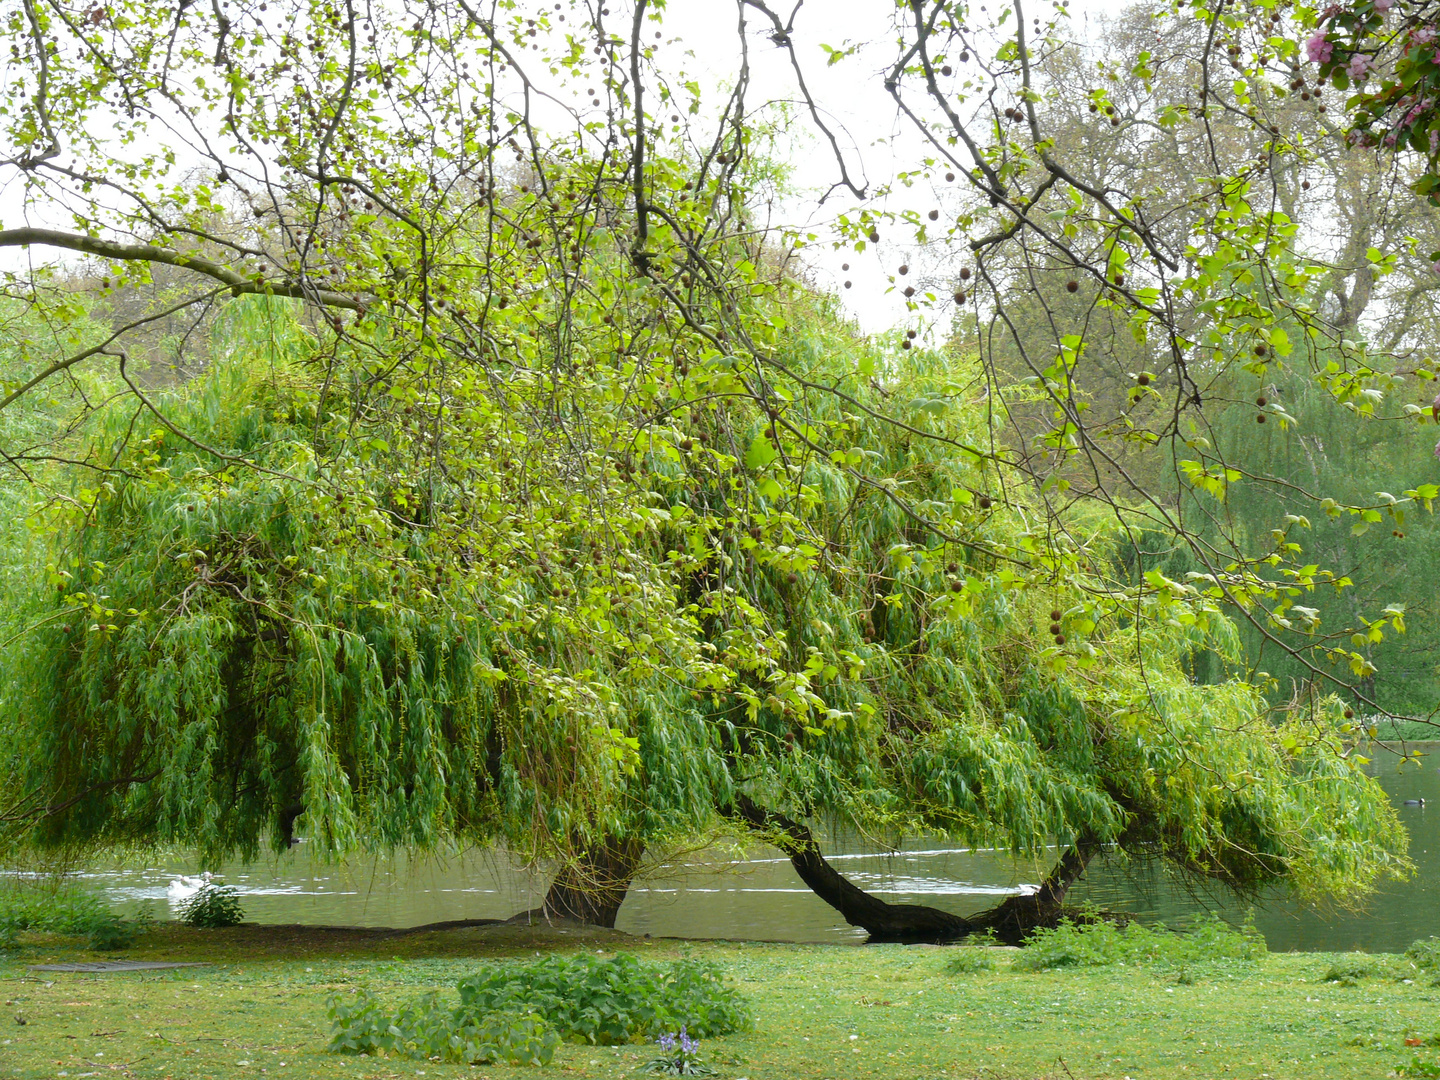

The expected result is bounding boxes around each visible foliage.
[327,953,745,1065]
[1396,1054,1440,1079]
[1296,0,1440,202]
[0,879,149,951]
[1010,913,1267,972]
[326,987,557,1066]
[1322,953,1387,985]
[0,0,1424,929]
[640,1027,716,1077]
[943,948,997,975]
[1406,936,1440,970]
[454,952,751,1044]
[177,883,246,929]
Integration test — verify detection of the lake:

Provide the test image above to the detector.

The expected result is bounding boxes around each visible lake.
[42,744,1440,953]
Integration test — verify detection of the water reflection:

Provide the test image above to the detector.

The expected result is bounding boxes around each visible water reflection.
[37,744,1440,952]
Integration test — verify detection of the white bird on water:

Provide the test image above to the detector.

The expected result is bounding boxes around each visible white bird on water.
[166,871,213,901]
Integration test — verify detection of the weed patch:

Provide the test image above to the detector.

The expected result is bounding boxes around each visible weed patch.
[1012,912,1266,971]
[0,879,149,951]
[943,947,997,974]
[1322,953,1386,985]
[326,951,750,1067]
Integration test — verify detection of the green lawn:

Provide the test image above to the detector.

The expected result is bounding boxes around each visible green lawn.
[2,923,1438,1080]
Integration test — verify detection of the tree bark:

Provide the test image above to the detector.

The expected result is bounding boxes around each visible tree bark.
[729,793,972,942]
[508,835,645,929]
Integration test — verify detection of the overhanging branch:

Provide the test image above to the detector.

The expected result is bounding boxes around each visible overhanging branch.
[0,228,365,310]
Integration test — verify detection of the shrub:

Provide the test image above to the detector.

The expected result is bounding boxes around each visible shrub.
[0,881,150,950]
[178,883,245,928]
[326,988,557,1066]
[454,952,752,1044]
[1406,937,1440,972]
[943,948,996,974]
[326,953,752,1065]
[1321,953,1383,986]
[1012,913,1266,972]
[86,910,153,951]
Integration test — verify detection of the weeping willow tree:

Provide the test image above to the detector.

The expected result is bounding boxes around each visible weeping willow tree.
[0,276,1407,940]
[0,0,1423,941]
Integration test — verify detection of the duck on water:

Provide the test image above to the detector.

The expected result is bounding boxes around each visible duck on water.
[1404,798,1426,806]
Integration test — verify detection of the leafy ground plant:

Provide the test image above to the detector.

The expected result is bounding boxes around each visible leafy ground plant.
[1322,953,1388,986]
[454,952,752,1044]
[943,948,997,975]
[1406,936,1440,974]
[0,880,149,951]
[1011,912,1267,971]
[177,883,245,928]
[326,988,557,1066]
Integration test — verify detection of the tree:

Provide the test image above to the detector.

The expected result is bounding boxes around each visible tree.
[0,0,1423,936]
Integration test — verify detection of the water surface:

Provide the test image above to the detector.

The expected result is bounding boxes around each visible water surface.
[47,743,1440,952]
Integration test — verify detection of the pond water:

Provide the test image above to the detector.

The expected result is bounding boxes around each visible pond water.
[36,744,1440,953]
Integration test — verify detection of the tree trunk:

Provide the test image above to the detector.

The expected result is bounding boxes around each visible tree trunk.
[509,835,645,929]
[729,794,972,942]
[967,833,1101,943]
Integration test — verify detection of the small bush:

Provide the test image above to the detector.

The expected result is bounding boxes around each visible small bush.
[0,881,149,950]
[326,988,557,1066]
[87,910,153,951]
[944,948,996,974]
[178,883,245,928]
[1406,937,1440,972]
[326,953,751,1065]
[1321,953,1382,986]
[1012,913,1266,972]
[455,952,751,1044]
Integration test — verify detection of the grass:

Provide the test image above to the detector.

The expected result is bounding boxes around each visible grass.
[4,921,1440,1079]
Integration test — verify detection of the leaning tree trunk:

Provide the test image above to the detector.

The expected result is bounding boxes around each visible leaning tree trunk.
[509,835,646,929]
[730,794,972,942]
[966,833,1101,943]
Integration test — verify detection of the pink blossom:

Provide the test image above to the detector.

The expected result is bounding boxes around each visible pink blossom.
[1431,128,1439,151]
[1385,129,1400,145]
[1307,31,1334,63]
[1433,47,1440,62]
[1348,52,1373,79]
[1432,437,1440,460]
[1376,0,1394,13]
[1431,259,1440,273]
[1416,25,1438,44]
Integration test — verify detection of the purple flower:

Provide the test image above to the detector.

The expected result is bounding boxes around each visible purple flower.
[1306,31,1334,63]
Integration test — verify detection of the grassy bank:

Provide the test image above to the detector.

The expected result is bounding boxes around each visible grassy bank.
[3,922,1439,1080]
